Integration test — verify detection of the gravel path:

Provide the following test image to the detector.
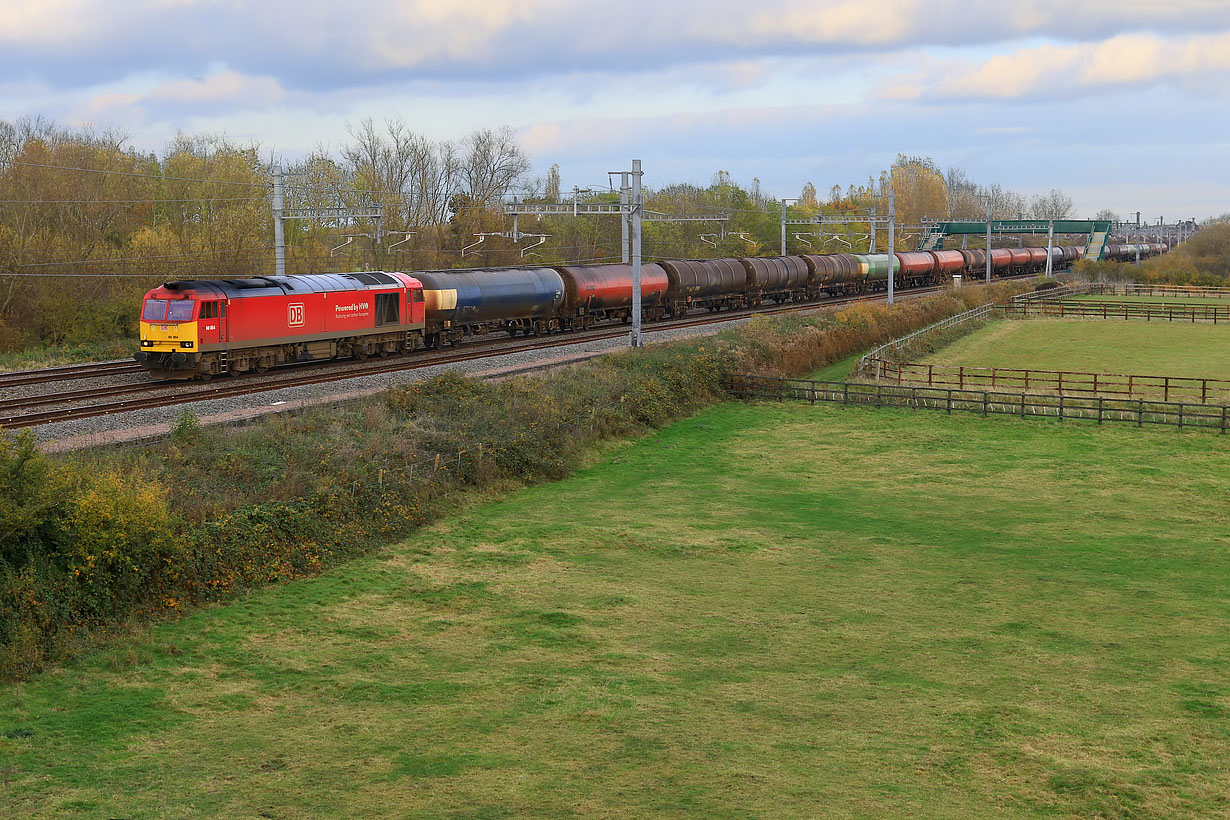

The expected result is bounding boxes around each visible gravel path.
[34,315,758,452]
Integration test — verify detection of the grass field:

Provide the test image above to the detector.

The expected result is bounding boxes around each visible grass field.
[4,401,1229,819]
[920,319,1230,378]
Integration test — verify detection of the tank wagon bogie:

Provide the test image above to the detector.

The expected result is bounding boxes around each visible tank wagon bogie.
[137,272,425,379]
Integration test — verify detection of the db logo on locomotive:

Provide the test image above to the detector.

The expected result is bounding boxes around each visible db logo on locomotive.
[288,303,305,327]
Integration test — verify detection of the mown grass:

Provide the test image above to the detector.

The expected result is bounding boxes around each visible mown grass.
[3,401,1228,819]
[921,318,1230,378]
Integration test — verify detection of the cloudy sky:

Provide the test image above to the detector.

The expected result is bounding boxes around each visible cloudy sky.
[3,0,1227,219]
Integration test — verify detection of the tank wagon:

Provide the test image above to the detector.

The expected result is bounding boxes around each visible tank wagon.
[135,242,1103,378]
[1102,243,1160,262]
[415,267,565,346]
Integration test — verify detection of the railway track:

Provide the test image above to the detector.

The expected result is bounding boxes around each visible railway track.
[0,359,142,387]
[0,278,1016,430]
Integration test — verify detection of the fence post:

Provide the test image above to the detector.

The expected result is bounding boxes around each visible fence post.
[1178,403,1184,429]
[1164,377,1170,402]
[1059,394,1065,420]
[843,382,849,405]
[1020,393,1026,418]
[946,390,952,415]
[928,364,934,386]
[959,366,964,390]
[1222,404,1227,435]
[1128,374,1134,399]
[1138,399,1144,428]
[1093,373,1099,394]
[983,391,988,417]
[1097,397,1103,425]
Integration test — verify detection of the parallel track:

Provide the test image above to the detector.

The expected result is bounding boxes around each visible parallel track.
[0,359,142,387]
[0,278,1025,430]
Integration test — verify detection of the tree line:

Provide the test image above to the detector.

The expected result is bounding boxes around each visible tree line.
[0,117,1106,355]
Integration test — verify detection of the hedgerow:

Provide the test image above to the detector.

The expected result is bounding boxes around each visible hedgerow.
[0,279,1030,679]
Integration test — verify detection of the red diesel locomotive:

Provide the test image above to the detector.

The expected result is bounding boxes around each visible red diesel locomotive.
[136,272,425,379]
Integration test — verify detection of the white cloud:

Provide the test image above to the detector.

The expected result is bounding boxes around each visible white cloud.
[893,32,1230,100]
[146,69,284,105]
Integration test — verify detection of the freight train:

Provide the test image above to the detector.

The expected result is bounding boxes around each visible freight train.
[1101,243,1167,262]
[136,245,1089,379]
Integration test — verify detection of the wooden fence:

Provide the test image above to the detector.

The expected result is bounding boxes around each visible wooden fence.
[861,360,1230,403]
[1087,283,1230,299]
[725,375,1230,433]
[1001,300,1230,322]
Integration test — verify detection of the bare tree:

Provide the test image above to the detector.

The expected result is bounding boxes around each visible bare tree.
[544,163,561,201]
[460,126,530,207]
[1030,188,1074,220]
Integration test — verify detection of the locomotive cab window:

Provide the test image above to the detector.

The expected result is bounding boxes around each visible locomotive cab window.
[142,299,168,321]
[411,289,424,303]
[201,301,217,319]
[167,300,194,322]
[375,292,400,326]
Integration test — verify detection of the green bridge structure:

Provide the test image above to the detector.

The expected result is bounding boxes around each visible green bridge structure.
[919,220,1112,260]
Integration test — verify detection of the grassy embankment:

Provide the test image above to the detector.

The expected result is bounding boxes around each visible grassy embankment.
[919,319,1230,379]
[0,339,135,373]
[3,400,1228,819]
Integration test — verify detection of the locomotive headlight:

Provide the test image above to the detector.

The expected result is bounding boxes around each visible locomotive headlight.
[141,340,153,347]
[181,341,194,348]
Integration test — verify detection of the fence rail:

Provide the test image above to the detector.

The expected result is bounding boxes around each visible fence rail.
[1009,282,1092,303]
[1087,283,1230,299]
[857,303,994,373]
[1001,300,1230,322]
[861,359,1230,403]
[725,375,1230,433]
